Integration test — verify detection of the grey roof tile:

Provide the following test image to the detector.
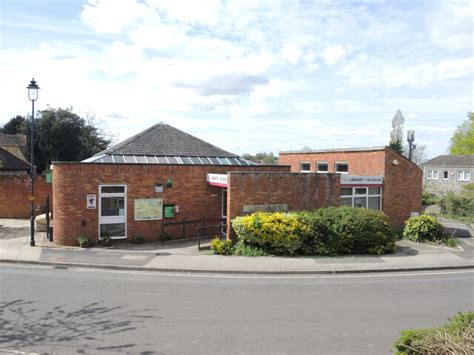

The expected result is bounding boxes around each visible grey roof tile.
[0,134,27,148]
[0,148,30,171]
[98,123,238,157]
[422,155,474,167]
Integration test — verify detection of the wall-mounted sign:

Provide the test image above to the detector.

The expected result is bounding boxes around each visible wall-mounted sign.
[243,204,288,213]
[134,198,163,221]
[155,183,163,193]
[87,194,96,209]
[207,173,227,187]
[340,175,383,186]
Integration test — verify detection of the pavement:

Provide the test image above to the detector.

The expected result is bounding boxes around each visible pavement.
[0,218,473,275]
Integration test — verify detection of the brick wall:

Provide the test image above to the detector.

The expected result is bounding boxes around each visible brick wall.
[226,172,340,240]
[383,149,423,228]
[52,163,289,246]
[0,175,52,218]
[279,150,386,175]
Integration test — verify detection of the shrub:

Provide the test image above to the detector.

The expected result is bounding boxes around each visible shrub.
[210,237,233,255]
[440,191,474,220]
[232,212,309,256]
[159,231,172,243]
[232,207,396,256]
[233,240,267,256]
[403,215,444,243]
[131,234,144,244]
[393,311,474,354]
[422,191,441,207]
[77,235,91,248]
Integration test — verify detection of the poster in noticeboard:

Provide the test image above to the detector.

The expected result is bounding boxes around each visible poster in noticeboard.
[134,198,163,221]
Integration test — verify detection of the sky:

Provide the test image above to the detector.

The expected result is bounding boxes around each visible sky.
[1,0,473,159]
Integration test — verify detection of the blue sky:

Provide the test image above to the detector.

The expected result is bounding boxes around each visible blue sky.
[1,0,472,159]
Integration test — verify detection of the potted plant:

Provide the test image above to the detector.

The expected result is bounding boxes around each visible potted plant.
[159,231,172,243]
[77,235,92,248]
[131,234,144,244]
[99,232,113,247]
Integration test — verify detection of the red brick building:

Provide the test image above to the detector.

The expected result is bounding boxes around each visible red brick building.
[279,147,423,227]
[52,126,422,246]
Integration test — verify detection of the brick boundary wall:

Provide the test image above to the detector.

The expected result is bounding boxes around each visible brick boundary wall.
[52,163,289,246]
[226,172,340,240]
[0,175,52,218]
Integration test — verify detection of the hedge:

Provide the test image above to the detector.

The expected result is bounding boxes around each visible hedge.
[232,207,396,256]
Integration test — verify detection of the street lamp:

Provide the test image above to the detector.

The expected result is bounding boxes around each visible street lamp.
[27,78,39,247]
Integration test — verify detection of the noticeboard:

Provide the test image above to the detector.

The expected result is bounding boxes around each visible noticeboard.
[134,198,163,221]
[164,205,175,218]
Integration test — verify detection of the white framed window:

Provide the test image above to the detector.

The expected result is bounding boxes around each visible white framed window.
[99,184,127,240]
[300,162,311,173]
[443,171,449,180]
[316,161,328,173]
[457,171,471,181]
[335,162,349,174]
[427,170,439,180]
[340,187,382,211]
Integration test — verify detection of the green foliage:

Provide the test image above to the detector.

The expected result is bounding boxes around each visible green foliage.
[443,237,458,248]
[160,231,172,242]
[422,190,441,207]
[439,190,474,222]
[77,235,91,248]
[403,215,444,242]
[393,311,474,354]
[450,112,474,155]
[232,207,396,256]
[0,108,110,173]
[389,109,405,155]
[233,240,267,256]
[242,152,278,164]
[210,237,233,255]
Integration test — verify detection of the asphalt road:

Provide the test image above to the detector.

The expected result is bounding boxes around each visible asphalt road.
[0,265,472,354]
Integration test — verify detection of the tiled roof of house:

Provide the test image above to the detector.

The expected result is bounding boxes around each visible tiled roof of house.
[100,123,238,157]
[422,155,474,167]
[0,134,27,148]
[0,148,30,171]
[83,123,256,166]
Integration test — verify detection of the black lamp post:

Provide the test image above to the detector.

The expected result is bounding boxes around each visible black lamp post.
[27,78,39,247]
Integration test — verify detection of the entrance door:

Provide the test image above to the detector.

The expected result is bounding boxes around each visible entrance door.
[99,185,127,239]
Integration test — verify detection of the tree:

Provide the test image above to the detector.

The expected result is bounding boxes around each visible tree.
[450,112,474,155]
[0,108,111,173]
[242,152,278,164]
[389,109,405,154]
[404,143,428,166]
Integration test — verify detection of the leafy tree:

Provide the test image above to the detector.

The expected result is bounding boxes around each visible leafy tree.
[450,112,474,155]
[0,108,111,173]
[389,109,405,154]
[242,152,278,164]
[403,143,428,166]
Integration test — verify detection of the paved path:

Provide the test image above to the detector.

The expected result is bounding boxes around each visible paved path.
[0,218,473,274]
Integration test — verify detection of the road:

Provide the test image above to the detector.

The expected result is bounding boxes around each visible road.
[0,265,472,354]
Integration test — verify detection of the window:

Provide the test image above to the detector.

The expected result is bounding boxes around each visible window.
[443,171,449,180]
[300,162,311,173]
[426,170,439,180]
[335,162,349,174]
[457,171,471,181]
[222,189,227,218]
[316,162,328,173]
[340,187,382,211]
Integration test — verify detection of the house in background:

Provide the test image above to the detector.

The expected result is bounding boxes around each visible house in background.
[0,134,30,175]
[422,155,474,194]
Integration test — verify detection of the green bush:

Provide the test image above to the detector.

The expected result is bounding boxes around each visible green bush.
[393,311,474,354]
[233,240,267,256]
[232,207,396,256]
[440,191,474,221]
[210,237,233,255]
[422,191,441,207]
[403,215,444,243]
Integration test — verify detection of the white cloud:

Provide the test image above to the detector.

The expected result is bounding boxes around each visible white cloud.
[280,43,301,65]
[322,45,346,66]
[80,0,148,34]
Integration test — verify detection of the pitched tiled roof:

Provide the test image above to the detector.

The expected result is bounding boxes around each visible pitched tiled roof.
[99,123,238,157]
[422,155,474,167]
[0,148,30,171]
[0,134,27,148]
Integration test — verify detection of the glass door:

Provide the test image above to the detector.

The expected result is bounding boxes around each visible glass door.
[99,185,127,239]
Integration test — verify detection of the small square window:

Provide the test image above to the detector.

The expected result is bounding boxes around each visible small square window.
[300,162,311,172]
[317,162,328,173]
[443,171,449,180]
[335,162,348,174]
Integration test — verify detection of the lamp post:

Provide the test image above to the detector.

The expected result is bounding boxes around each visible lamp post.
[27,78,39,247]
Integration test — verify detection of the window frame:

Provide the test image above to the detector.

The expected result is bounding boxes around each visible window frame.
[98,184,127,240]
[335,162,349,174]
[427,170,439,180]
[457,171,471,182]
[316,161,329,173]
[443,171,449,180]
[339,186,382,211]
[300,162,311,173]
